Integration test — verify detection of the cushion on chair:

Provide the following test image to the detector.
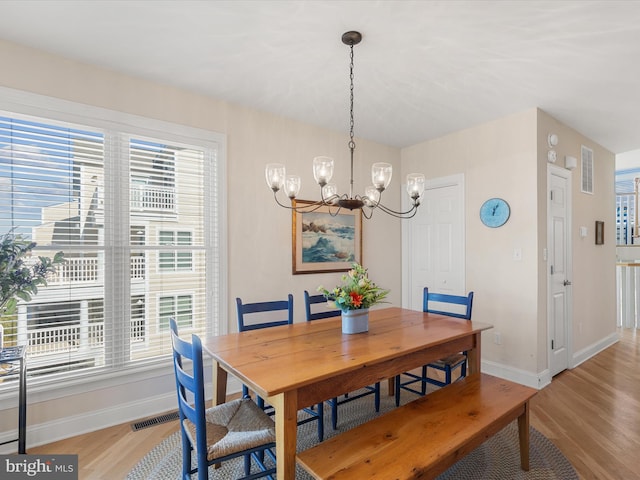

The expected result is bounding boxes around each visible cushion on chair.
[430,353,466,368]
[183,398,276,461]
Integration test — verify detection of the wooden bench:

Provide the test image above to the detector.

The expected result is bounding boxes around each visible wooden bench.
[297,373,537,479]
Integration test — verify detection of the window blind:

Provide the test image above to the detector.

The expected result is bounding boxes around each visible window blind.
[0,104,222,384]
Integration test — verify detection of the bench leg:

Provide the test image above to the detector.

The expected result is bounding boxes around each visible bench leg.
[517,401,530,471]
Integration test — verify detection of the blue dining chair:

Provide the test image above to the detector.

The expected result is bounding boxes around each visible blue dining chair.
[395,287,474,406]
[304,290,380,430]
[236,295,325,442]
[170,319,276,480]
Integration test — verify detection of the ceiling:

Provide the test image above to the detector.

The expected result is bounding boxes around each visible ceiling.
[1,0,639,154]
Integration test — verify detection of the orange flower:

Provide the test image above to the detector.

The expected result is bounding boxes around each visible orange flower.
[349,291,363,307]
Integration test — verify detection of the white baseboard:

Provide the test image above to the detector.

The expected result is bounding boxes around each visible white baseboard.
[0,376,245,454]
[482,331,620,391]
[571,332,619,368]
[481,360,550,389]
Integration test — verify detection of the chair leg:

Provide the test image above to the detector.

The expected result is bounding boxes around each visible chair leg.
[374,382,381,412]
[197,448,208,480]
[421,365,428,395]
[330,398,338,430]
[181,431,192,480]
[317,402,324,442]
[244,453,251,476]
[395,375,401,407]
[445,366,452,385]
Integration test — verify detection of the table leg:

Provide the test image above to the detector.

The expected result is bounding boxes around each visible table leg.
[466,332,482,374]
[211,361,228,406]
[270,391,298,480]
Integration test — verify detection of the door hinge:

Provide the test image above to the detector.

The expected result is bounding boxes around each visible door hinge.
[550,190,554,201]
[550,265,554,275]
[551,339,554,350]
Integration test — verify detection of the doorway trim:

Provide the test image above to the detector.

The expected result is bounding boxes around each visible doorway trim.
[547,164,573,377]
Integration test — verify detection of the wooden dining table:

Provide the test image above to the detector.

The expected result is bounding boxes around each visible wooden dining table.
[202,306,492,479]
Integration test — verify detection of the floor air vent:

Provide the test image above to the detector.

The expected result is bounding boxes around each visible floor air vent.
[131,411,179,431]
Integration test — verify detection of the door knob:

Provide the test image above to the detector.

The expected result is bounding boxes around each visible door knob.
[563,280,572,286]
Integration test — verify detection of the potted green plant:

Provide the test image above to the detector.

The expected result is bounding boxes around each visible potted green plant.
[0,231,64,348]
[318,263,389,334]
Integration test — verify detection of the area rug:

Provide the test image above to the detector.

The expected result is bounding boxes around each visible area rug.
[127,389,578,480]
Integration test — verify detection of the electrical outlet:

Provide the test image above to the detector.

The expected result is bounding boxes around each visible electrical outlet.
[513,248,522,261]
[494,332,502,345]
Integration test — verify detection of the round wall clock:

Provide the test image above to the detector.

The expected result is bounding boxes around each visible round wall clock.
[480,198,510,228]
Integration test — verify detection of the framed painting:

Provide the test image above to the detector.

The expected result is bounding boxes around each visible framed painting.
[292,200,362,274]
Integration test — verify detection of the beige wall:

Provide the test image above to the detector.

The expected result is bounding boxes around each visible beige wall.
[401,108,617,384]
[537,111,617,357]
[402,110,540,373]
[0,39,403,446]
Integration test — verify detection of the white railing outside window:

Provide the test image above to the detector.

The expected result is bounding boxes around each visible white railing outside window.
[130,185,175,212]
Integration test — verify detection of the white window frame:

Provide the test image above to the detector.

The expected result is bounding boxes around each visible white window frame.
[0,86,228,403]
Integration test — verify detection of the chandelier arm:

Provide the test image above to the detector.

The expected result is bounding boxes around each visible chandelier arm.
[375,201,420,219]
[361,207,374,220]
[272,191,332,213]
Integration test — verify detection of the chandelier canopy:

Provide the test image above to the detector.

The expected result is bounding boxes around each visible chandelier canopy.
[265,31,425,219]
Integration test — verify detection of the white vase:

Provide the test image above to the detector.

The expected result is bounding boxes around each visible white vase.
[341,308,369,334]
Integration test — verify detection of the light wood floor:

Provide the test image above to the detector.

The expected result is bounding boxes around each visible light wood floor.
[28,328,640,479]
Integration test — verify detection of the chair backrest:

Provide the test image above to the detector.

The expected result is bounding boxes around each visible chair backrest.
[423,287,474,320]
[236,294,294,331]
[304,290,340,322]
[170,319,207,451]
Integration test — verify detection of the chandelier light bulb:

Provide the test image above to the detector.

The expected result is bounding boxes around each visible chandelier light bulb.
[265,163,285,192]
[406,173,426,200]
[313,156,334,186]
[364,186,380,206]
[322,183,338,202]
[284,175,301,199]
[371,163,392,191]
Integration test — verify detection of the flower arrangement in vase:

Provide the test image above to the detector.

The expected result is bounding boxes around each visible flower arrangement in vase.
[318,263,389,333]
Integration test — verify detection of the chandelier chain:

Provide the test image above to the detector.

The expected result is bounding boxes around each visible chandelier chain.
[349,43,355,151]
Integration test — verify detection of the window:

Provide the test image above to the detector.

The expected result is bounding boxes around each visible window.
[159,230,193,271]
[158,294,193,331]
[0,88,225,386]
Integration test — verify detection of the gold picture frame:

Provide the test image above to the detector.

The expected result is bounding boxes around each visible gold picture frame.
[292,200,362,274]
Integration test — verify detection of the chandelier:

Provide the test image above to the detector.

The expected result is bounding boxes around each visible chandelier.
[265,31,425,219]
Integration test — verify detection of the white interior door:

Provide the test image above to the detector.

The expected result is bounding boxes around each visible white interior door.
[548,165,572,377]
[403,174,465,311]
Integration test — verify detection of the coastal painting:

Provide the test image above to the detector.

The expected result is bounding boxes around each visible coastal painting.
[292,200,362,274]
